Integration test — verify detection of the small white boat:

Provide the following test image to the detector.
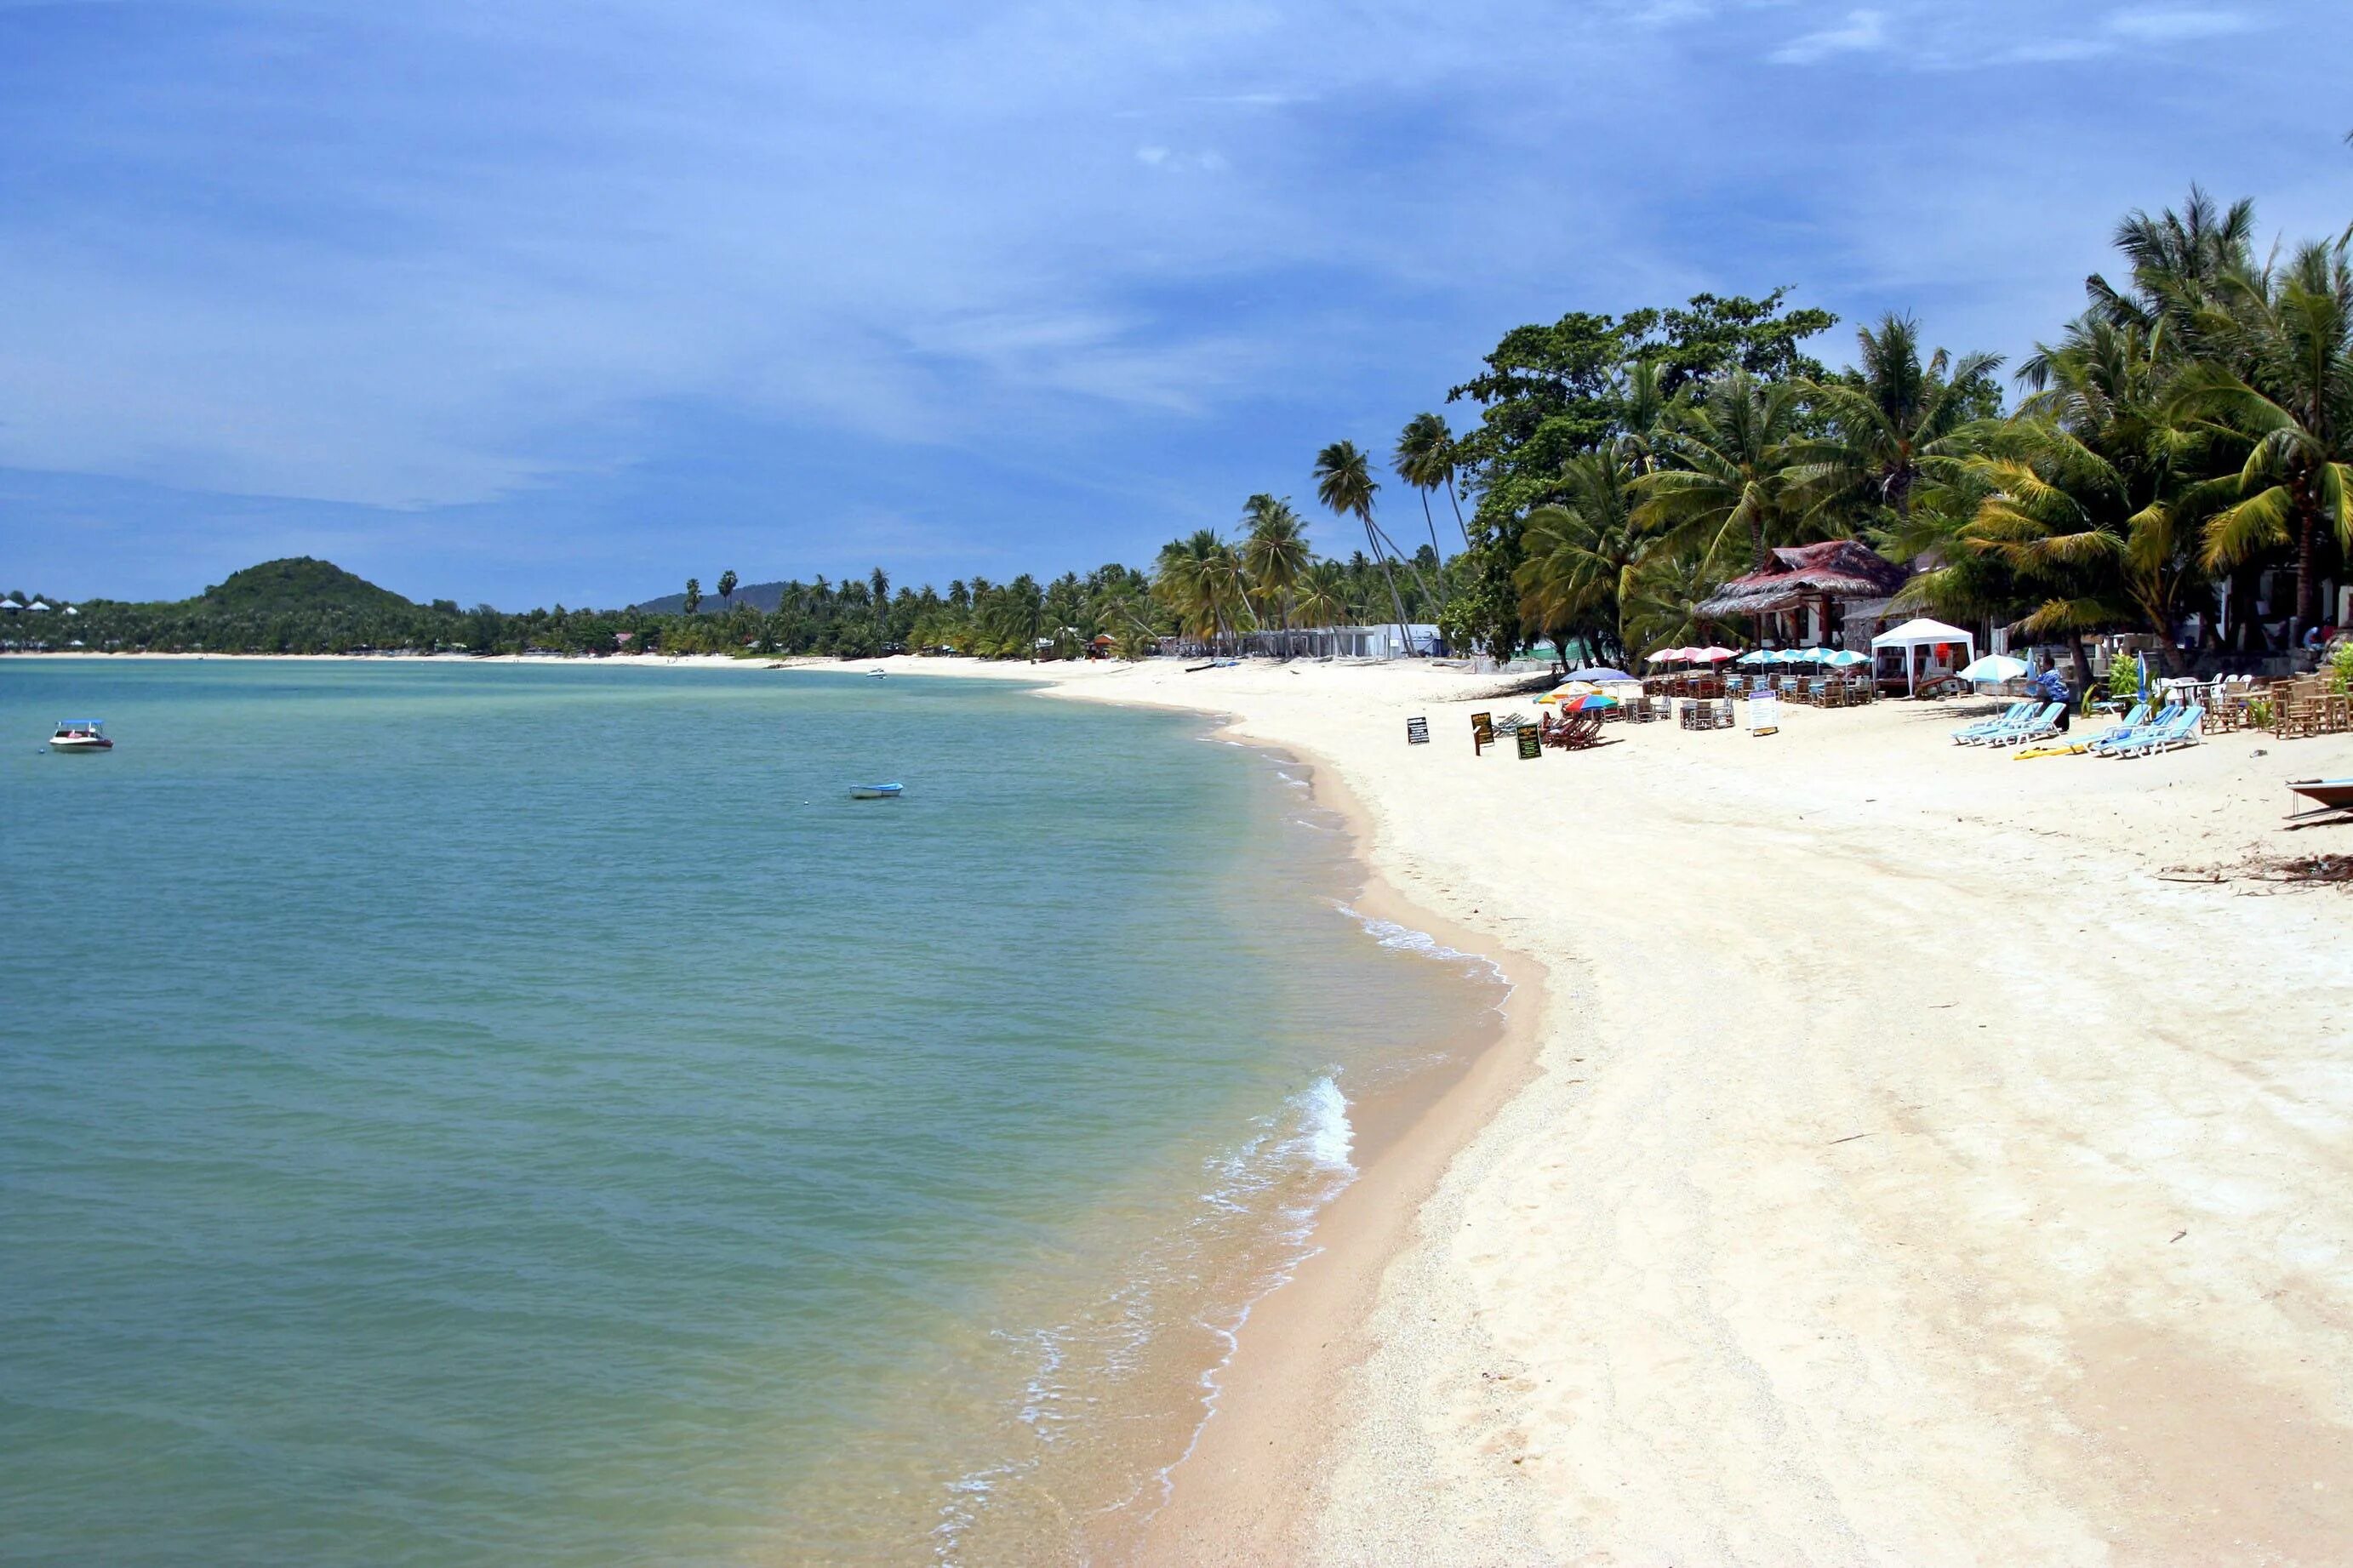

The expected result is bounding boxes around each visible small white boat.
[849,782,904,800]
[49,718,112,752]
[867,669,888,678]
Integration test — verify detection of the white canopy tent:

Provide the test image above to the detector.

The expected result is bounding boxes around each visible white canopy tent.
[1870,617,1976,694]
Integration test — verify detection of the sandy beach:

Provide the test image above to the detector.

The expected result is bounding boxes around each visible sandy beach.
[871,653,2353,1566]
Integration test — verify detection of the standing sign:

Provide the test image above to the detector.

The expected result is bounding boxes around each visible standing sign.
[1406,716,1430,745]
[1471,711,1494,754]
[1747,691,1780,736]
[1516,727,1543,759]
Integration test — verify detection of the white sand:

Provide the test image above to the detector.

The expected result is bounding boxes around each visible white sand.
[884,653,2353,1566]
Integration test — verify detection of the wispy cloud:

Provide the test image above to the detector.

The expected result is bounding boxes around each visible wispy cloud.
[2105,6,2261,41]
[1768,8,1889,65]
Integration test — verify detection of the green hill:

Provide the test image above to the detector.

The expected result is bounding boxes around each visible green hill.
[198,558,417,615]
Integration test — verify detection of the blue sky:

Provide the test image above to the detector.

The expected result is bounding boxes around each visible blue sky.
[3,0,2348,607]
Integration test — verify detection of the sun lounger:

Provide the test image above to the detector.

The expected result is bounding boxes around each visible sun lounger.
[2083,702,2173,755]
[1953,700,2034,744]
[1984,703,2065,748]
[2104,704,2202,758]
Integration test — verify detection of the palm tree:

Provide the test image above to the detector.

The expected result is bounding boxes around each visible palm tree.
[682,577,702,616]
[2180,239,2353,633]
[1314,440,1416,650]
[1512,452,1648,665]
[1786,314,2001,526]
[1240,494,1311,650]
[870,567,891,642]
[1154,530,1252,651]
[1291,561,1351,653]
[1394,413,1466,556]
[717,569,738,610]
[1633,370,1806,572]
[1619,548,1722,655]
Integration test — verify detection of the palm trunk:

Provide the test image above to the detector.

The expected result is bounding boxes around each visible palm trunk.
[1419,490,1444,563]
[1448,482,1472,550]
[1368,517,1442,624]
[1363,519,1413,657]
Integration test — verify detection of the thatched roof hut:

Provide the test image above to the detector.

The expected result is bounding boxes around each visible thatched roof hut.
[1694,540,1910,620]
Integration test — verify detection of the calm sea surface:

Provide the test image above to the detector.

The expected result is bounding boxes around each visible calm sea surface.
[0,660,1495,1565]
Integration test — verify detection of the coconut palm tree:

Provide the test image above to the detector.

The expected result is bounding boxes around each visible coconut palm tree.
[1619,548,1722,656]
[1291,561,1351,653]
[1154,530,1252,651]
[1511,452,1648,664]
[1394,413,1466,556]
[1787,314,2001,527]
[682,577,702,616]
[1240,494,1311,650]
[2179,239,2353,633]
[716,569,738,611]
[1633,370,1806,572]
[1314,439,1419,651]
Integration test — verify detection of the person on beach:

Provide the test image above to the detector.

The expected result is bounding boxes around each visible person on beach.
[2030,667,2071,731]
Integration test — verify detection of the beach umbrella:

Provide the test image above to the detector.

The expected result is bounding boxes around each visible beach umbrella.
[1642,648,1683,664]
[1821,648,1868,667]
[1567,693,1619,710]
[1562,665,1636,682]
[1695,646,1738,663]
[1957,653,2028,684]
[1735,648,1775,665]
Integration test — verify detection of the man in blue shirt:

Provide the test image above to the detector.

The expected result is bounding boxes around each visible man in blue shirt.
[2030,668,2071,732]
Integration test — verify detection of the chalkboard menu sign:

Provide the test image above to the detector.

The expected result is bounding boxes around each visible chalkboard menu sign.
[1471,711,1494,753]
[1406,716,1430,744]
[1516,727,1542,759]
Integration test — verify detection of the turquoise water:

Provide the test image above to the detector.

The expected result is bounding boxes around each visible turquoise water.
[0,660,1493,1565]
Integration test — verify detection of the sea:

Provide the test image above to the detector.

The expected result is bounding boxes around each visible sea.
[0,659,1503,1566]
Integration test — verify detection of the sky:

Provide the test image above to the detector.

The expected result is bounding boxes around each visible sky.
[3,0,2349,608]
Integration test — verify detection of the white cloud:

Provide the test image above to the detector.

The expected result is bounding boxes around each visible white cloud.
[1768,8,1888,65]
[2105,6,2259,41]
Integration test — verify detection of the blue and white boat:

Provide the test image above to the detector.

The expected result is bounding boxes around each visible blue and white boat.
[849,782,903,800]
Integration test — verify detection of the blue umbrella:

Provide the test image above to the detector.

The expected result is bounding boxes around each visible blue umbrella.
[1736,648,1776,665]
[1562,665,1635,682]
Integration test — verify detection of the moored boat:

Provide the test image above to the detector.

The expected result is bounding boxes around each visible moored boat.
[49,718,112,752]
[849,782,904,800]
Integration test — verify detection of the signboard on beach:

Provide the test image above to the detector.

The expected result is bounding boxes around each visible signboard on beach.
[1747,692,1780,736]
[1407,716,1430,745]
[1516,727,1542,759]
[1471,711,1493,753]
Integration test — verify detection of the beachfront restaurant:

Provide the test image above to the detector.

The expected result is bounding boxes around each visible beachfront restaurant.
[1693,541,1912,658]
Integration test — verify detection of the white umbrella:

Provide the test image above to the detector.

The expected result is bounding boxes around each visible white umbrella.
[1957,653,2028,684]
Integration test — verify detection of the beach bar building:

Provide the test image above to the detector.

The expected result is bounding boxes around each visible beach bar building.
[1693,541,1911,653]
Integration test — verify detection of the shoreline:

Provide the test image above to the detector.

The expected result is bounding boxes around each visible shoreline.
[876,653,2353,1563]
[28,649,2353,1560]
